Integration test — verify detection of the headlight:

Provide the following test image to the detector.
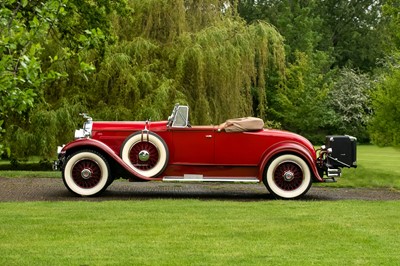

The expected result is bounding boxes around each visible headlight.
[75,113,93,139]
[83,121,92,138]
[75,129,86,139]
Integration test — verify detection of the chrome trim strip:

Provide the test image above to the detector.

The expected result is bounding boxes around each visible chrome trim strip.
[163,176,260,183]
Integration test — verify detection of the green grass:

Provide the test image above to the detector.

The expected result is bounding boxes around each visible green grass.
[1,145,400,265]
[0,171,60,178]
[1,200,399,265]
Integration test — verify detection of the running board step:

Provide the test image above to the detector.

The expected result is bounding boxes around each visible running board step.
[163,175,260,183]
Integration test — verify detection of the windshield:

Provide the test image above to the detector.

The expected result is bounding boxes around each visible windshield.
[168,104,189,127]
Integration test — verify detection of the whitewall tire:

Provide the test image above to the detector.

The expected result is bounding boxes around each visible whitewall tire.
[264,154,312,199]
[62,150,110,196]
[120,132,169,178]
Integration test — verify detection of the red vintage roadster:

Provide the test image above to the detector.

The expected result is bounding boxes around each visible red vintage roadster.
[53,104,357,199]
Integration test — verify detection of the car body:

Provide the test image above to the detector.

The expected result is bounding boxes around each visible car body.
[53,104,357,199]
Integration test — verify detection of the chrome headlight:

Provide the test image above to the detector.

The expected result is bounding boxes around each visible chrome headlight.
[74,129,86,139]
[82,120,93,138]
[74,114,93,139]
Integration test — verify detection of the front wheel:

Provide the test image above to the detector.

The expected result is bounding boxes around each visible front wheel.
[263,154,312,199]
[62,150,111,196]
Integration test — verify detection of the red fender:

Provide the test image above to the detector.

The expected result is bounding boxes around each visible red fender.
[60,138,155,181]
[258,141,324,182]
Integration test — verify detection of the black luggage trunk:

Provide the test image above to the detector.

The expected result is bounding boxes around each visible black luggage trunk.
[325,135,357,168]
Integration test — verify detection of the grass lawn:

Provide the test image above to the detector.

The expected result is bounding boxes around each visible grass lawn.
[0,171,60,178]
[1,145,399,265]
[1,200,399,265]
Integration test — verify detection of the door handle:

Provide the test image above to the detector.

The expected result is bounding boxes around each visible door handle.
[205,135,212,138]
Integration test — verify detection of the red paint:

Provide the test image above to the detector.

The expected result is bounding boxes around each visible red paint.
[62,120,323,182]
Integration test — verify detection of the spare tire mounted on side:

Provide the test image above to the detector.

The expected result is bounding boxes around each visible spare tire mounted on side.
[120,131,169,178]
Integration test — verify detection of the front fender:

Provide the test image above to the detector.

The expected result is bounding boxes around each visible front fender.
[60,138,155,181]
[258,141,324,182]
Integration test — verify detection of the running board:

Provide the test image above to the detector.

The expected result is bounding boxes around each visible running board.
[163,175,260,183]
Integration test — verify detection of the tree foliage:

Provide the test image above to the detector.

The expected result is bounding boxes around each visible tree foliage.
[317,0,387,71]
[238,0,325,63]
[327,68,372,142]
[89,0,285,124]
[3,0,285,158]
[369,57,400,146]
[0,0,66,155]
[238,0,395,144]
[0,0,126,157]
[2,0,400,158]
[267,51,337,142]
[383,0,400,52]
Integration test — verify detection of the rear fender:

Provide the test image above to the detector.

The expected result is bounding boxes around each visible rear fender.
[259,141,324,182]
[60,138,154,181]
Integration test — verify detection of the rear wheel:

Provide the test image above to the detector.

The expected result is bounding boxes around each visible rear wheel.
[120,132,169,178]
[62,150,110,196]
[263,154,312,199]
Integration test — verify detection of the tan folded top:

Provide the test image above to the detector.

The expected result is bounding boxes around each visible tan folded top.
[219,117,264,132]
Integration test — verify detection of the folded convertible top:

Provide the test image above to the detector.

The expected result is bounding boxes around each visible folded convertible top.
[219,117,264,132]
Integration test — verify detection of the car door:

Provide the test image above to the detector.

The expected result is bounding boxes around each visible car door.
[170,127,215,164]
[214,131,264,165]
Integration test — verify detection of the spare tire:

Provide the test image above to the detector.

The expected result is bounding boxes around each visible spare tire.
[120,131,169,178]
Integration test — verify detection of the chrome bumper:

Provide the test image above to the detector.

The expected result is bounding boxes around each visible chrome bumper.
[52,160,61,171]
[53,145,65,171]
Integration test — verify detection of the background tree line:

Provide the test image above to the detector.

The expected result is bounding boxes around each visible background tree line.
[1,0,399,160]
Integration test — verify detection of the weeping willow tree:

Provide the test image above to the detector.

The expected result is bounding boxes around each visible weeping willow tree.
[6,0,285,158]
[87,0,285,124]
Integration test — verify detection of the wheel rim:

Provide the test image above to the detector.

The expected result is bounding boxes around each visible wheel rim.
[129,141,159,170]
[71,159,102,188]
[273,161,304,191]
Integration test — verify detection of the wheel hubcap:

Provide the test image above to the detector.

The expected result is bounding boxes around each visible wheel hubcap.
[283,170,295,181]
[129,141,159,170]
[274,161,304,191]
[71,159,102,188]
[81,168,92,179]
[138,150,150,161]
